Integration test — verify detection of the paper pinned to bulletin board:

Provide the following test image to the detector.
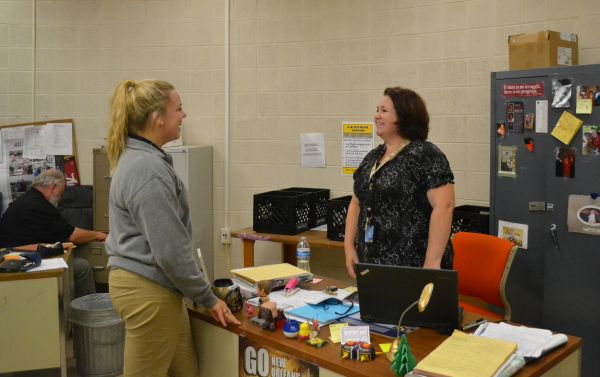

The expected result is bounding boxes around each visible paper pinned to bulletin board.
[498,220,529,249]
[567,195,600,235]
[0,119,78,211]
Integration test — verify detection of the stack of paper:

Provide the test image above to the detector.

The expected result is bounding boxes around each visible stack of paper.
[413,330,517,377]
[231,263,312,288]
[474,322,568,359]
[247,288,354,311]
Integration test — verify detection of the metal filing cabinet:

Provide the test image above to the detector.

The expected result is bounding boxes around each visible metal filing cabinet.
[92,146,214,281]
[93,148,111,232]
[76,241,109,284]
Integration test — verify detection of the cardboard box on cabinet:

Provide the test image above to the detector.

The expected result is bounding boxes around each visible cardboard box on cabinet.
[508,31,578,70]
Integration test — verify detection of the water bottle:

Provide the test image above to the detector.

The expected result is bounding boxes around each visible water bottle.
[296,236,311,272]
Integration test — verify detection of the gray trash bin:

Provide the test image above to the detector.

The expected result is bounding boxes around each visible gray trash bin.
[70,293,124,377]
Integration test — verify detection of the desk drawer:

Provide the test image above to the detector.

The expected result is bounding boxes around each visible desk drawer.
[75,242,108,284]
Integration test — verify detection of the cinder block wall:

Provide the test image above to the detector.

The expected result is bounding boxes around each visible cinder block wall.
[2,0,600,281]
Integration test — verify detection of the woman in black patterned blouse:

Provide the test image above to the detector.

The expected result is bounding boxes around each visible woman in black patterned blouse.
[344,87,455,278]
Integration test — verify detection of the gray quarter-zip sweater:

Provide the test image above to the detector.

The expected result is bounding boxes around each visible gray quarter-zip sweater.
[106,137,217,308]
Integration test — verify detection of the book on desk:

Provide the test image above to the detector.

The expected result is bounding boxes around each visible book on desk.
[411,330,518,377]
[409,322,569,377]
[231,263,313,289]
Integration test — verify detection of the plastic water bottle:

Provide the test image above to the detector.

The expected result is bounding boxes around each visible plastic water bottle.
[296,236,311,272]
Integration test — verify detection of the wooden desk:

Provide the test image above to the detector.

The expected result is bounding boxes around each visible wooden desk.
[189,278,581,377]
[232,227,343,267]
[0,248,73,376]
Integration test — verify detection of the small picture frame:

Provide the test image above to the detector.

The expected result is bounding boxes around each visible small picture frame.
[498,145,517,178]
[498,220,528,249]
[555,147,576,178]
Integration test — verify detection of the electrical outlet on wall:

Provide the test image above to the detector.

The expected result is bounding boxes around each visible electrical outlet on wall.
[220,227,231,245]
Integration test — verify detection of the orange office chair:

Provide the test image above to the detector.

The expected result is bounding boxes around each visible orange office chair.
[452,231,518,321]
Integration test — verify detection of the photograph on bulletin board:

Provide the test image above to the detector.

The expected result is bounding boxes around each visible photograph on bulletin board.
[568,195,600,235]
[498,220,528,249]
[497,145,517,178]
[555,147,576,178]
[582,125,600,156]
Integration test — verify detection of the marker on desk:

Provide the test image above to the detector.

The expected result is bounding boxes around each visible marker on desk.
[461,318,487,331]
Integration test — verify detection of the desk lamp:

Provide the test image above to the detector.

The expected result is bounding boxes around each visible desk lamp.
[388,282,434,376]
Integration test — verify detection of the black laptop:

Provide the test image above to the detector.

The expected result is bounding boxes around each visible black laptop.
[354,263,460,331]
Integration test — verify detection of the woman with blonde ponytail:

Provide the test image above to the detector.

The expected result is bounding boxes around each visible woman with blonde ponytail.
[105,79,239,377]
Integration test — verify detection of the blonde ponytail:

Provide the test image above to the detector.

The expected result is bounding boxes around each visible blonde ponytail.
[106,79,174,172]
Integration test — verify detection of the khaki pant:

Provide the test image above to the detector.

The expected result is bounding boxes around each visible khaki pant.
[109,268,198,377]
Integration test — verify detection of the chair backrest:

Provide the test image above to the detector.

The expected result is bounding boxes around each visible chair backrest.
[452,232,518,320]
[58,185,93,229]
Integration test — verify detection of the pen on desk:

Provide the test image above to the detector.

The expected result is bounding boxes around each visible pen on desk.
[461,318,487,331]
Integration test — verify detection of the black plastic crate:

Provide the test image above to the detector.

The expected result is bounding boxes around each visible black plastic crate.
[280,187,330,228]
[253,190,313,235]
[327,195,352,241]
[451,205,490,234]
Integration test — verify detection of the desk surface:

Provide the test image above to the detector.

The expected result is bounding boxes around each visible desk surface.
[189,277,581,377]
[232,227,343,248]
[0,247,72,282]
[232,227,343,267]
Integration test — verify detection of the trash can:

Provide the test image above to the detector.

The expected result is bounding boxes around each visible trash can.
[70,293,124,377]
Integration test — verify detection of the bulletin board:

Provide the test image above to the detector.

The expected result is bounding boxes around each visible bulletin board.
[0,119,78,213]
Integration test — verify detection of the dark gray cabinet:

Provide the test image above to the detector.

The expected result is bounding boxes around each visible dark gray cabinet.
[491,64,600,377]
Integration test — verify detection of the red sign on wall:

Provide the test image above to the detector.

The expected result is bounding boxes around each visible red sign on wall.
[503,83,544,97]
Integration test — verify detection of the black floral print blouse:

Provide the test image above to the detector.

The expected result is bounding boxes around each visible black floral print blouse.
[353,140,455,269]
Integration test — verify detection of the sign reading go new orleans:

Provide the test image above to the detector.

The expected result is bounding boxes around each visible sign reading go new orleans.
[239,337,319,377]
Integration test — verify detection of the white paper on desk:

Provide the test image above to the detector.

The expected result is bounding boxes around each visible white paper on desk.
[247,288,353,311]
[311,224,327,232]
[474,322,553,358]
[296,288,353,305]
[27,258,69,272]
[340,325,370,344]
[247,290,307,311]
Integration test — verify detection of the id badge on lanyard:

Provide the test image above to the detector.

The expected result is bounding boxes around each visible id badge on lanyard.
[364,162,381,244]
[365,220,375,243]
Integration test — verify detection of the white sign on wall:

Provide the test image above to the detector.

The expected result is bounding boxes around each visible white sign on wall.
[300,132,326,168]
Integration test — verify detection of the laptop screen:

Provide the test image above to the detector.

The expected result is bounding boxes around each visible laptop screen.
[354,263,460,330]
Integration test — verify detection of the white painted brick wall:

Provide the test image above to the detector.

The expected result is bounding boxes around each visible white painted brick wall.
[2,0,600,277]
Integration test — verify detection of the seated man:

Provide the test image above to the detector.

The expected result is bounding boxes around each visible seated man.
[0,169,107,298]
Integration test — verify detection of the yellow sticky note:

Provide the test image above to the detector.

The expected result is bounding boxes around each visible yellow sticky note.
[343,286,357,294]
[576,99,593,114]
[328,323,349,343]
[380,343,392,353]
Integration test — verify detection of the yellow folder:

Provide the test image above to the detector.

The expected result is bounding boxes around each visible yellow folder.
[231,263,311,284]
[413,330,517,377]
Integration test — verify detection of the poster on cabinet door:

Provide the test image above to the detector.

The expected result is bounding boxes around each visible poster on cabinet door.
[498,220,528,249]
[342,122,373,175]
[239,337,319,377]
[567,195,600,235]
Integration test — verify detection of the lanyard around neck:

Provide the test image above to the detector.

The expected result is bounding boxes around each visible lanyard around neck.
[368,142,410,181]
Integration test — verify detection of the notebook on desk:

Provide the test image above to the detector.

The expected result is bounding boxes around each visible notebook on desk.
[354,263,460,331]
